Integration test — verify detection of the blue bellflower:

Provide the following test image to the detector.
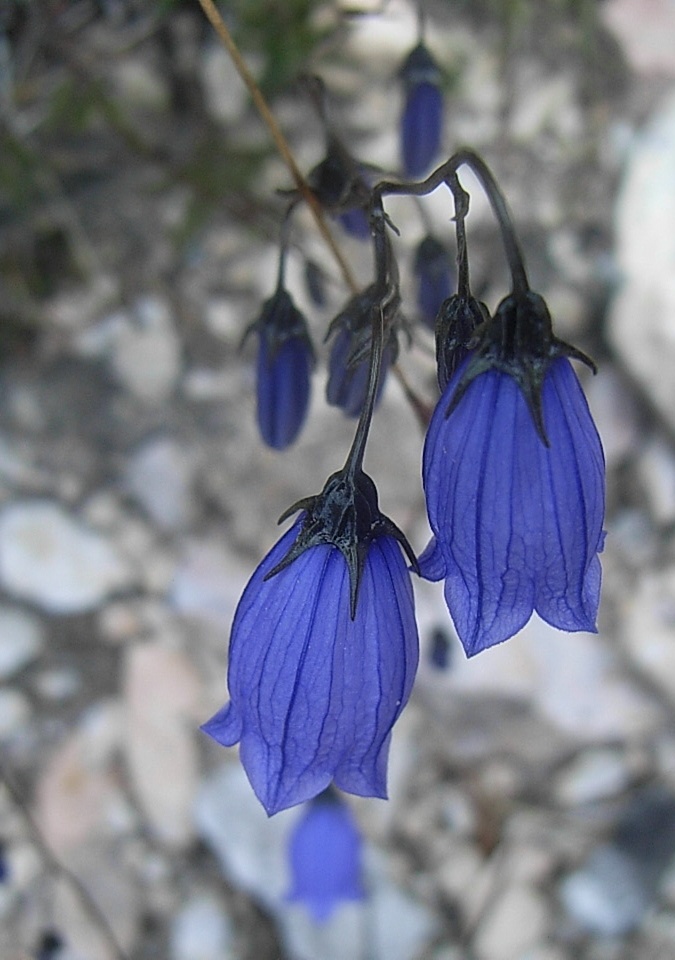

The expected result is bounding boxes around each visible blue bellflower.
[413,234,453,329]
[421,290,605,656]
[202,469,419,815]
[246,287,314,451]
[326,285,399,418]
[287,791,365,921]
[308,136,371,241]
[400,42,444,178]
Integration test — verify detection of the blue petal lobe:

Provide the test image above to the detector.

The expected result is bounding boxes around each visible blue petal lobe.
[417,536,447,581]
[531,359,605,632]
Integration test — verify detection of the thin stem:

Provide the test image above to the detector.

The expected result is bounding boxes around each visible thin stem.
[453,149,529,295]
[374,149,530,296]
[0,763,131,960]
[344,202,389,477]
[447,171,471,297]
[417,1,427,42]
[195,0,358,294]
[276,199,299,290]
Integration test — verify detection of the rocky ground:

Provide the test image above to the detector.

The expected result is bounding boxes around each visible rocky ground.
[1,1,675,958]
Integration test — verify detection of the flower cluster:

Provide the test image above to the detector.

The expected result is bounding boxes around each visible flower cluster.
[206,40,605,816]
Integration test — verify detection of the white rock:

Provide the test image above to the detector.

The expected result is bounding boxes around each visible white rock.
[609,280,675,433]
[554,749,630,806]
[200,43,248,124]
[0,688,31,739]
[560,844,650,936]
[637,436,675,524]
[611,91,675,430]
[584,365,640,469]
[620,566,675,703]
[33,667,81,701]
[35,701,125,853]
[474,883,549,960]
[170,539,249,626]
[50,840,141,960]
[527,621,660,741]
[415,589,659,741]
[195,763,297,909]
[0,501,131,614]
[203,297,246,343]
[0,606,44,680]
[125,436,196,532]
[124,642,201,849]
[602,0,675,77]
[111,296,182,403]
[171,895,235,960]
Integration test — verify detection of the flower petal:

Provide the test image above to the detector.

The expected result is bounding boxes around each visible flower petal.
[531,359,605,631]
[417,535,447,581]
[257,336,312,450]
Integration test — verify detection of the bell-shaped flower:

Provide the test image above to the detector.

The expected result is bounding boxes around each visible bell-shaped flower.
[326,285,399,418]
[287,791,365,921]
[307,135,371,241]
[202,469,419,815]
[245,286,314,450]
[399,42,444,178]
[421,290,605,656]
[413,234,453,329]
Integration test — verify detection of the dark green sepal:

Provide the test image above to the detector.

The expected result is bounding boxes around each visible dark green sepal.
[435,293,490,391]
[241,287,315,366]
[445,289,596,446]
[325,283,401,368]
[265,468,419,619]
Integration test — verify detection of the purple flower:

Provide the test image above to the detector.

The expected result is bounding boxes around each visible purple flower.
[421,291,605,656]
[287,793,365,921]
[327,324,394,418]
[249,287,314,450]
[337,207,371,240]
[308,136,371,241]
[202,470,419,815]
[326,285,399,418]
[413,234,453,329]
[400,43,444,178]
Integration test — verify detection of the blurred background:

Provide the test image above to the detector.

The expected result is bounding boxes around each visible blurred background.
[1,1,675,958]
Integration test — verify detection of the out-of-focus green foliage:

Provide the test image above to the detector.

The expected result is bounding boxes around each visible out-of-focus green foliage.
[229,0,331,96]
